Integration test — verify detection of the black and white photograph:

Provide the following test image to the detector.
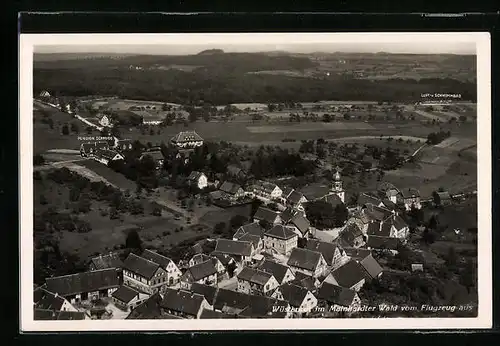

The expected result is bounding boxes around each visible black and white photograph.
[19,33,492,331]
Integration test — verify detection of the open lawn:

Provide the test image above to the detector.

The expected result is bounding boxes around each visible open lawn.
[198,204,253,228]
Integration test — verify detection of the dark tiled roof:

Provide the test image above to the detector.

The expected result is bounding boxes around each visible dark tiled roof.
[279,283,309,308]
[305,239,341,265]
[392,215,408,231]
[213,288,250,311]
[259,260,293,284]
[239,295,289,319]
[289,214,310,235]
[291,272,318,292]
[237,267,273,286]
[190,253,212,266]
[211,252,235,266]
[360,255,384,279]
[282,187,294,199]
[343,247,372,261]
[254,207,280,223]
[364,204,393,222]
[299,185,330,201]
[190,283,219,306]
[238,233,262,249]
[322,194,343,207]
[367,236,400,250]
[200,309,234,319]
[141,151,164,161]
[340,223,364,246]
[287,248,323,271]
[188,171,205,181]
[34,309,86,320]
[366,221,381,236]
[90,252,123,270]
[237,222,265,238]
[126,292,163,319]
[288,190,305,204]
[160,288,206,317]
[123,253,160,280]
[358,193,382,206]
[329,260,366,288]
[401,188,421,199]
[265,225,297,240]
[112,285,140,304]
[95,149,122,160]
[215,239,253,257]
[317,282,356,307]
[141,249,175,269]
[33,288,66,311]
[45,269,120,297]
[253,180,280,194]
[187,260,217,281]
[280,208,297,224]
[219,181,242,195]
[171,131,203,143]
[437,191,451,200]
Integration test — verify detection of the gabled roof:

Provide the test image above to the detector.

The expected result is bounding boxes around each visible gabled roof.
[95,149,122,160]
[264,225,298,240]
[392,215,408,231]
[281,187,295,199]
[227,165,245,176]
[238,233,262,249]
[254,207,280,223]
[253,180,280,194]
[366,236,401,250]
[239,295,289,319]
[45,269,120,297]
[401,188,421,199]
[280,207,298,224]
[343,247,372,261]
[219,181,243,195]
[213,288,250,311]
[364,204,393,222]
[126,292,163,319]
[200,309,234,319]
[123,253,161,280]
[366,221,381,236]
[288,190,306,204]
[360,255,384,279]
[289,214,311,235]
[237,267,273,286]
[329,260,367,288]
[236,222,265,238]
[437,191,452,200]
[287,248,323,271]
[279,283,310,308]
[291,272,318,292]
[188,171,205,181]
[190,283,219,306]
[160,288,206,317]
[171,131,203,143]
[33,288,66,311]
[140,150,164,161]
[112,285,140,304]
[215,239,253,257]
[258,260,293,284]
[211,252,235,266]
[190,253,212,266]
[141,249,175,269]
[317,282,357,307]
[186,260,217,281]
[381,198,397,210]
[90,252,123,270]
[358,193,382,206]
[340,223,364,246]
[305,239,342,265]
[34,309,86,320]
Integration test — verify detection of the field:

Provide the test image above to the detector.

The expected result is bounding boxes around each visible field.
[78,160,138,191]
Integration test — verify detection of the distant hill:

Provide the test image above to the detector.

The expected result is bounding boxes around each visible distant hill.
[33,53,139,62]
[197,49,225,55]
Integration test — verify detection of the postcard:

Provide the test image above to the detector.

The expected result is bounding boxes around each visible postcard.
[20,32,492,331]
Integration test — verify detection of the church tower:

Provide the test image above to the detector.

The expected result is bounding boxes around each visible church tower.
[332,166,345,203]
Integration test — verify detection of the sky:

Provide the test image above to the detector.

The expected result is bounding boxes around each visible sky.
[33,41,477,55]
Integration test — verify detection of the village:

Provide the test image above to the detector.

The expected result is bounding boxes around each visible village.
[33,91,479,321]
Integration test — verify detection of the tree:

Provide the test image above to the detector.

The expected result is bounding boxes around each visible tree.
[322,113,332,122]
[33,154,45,166]
[61,124,70,135]
[432,191,441,206]
[428,215,439,230]
[230,215,248,230]
[421,228,436,244]
[151,206,162,216]
[213,222,227,235]
[333,203,349,227]
[304,200,336,229]
[460,258,476,292]
[39,194,48,205]
[70,122,79,134]
[125,230,143,251]
[343,113,351,120]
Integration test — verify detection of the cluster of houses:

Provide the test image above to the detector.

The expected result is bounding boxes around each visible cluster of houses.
[35,166,421,320]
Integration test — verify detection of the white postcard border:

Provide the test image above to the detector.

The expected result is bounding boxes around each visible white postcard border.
[20,32,492,331]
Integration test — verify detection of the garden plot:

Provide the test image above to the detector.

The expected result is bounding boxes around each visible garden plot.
[435,137,476,151]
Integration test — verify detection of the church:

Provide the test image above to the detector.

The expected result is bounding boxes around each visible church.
[319,167,346,206]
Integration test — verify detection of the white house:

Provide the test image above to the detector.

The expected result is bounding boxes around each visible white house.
[180,260,218,290]
[97,114,111,127]
[236,267,280,296]
[366,215,409,241]
[279,283,318,317]
[34,287,79,313]
[122,253,169,294]
[263,225,298,256]
[253,180,283,200]
[93,149,124,166]
[188,171,208,190]
[171,131,204,148]
[258,260,296,285]
[305,240,350,270]
[45,269,121,305]
[111,285,150,311]
[401,188,422,211]
[287,248,328,278]
[141,249,182,286]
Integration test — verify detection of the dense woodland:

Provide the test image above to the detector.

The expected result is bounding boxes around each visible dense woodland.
[34,53,476,105]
